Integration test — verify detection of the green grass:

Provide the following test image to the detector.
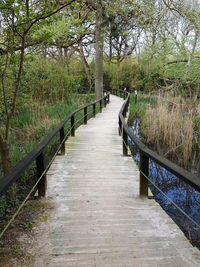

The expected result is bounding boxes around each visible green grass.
[11,108,33,128]
[128,94,156,124]
[10,94,95,128]
[11,142,34,166]
[7,93,95,170]
[193,115,200,144]
[193,115,200,130]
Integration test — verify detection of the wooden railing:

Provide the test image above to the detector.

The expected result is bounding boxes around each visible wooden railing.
[0,93,110,198]
[111,89,200,195]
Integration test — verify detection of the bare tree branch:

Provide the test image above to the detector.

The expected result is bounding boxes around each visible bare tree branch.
[164,56,200,66]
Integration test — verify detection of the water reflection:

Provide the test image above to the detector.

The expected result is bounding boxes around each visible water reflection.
[129,119,200,248]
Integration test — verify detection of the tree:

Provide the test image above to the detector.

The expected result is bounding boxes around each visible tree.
[0,0,76,174]
[85,0,144,97]
[84,0,105,99]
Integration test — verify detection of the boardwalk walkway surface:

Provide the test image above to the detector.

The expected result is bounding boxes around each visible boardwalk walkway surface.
[33,95,200,267]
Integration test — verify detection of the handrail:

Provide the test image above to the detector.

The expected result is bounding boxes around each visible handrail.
[112,89,200,194]
[0,92,110,197]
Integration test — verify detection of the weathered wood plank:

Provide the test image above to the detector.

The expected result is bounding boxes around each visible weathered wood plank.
[32,95,200,267]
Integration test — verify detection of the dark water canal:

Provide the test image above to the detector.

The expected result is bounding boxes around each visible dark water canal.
[129,118,200,248]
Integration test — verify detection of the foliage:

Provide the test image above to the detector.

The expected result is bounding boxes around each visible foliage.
[3,93,94,173]
[104,58,143,91]
[128,94,156,124]
[23,57,89,102]
[129,94,199,170]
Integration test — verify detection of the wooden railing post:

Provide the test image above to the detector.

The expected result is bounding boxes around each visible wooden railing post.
[84,107,87,124]
[123,108,126,118]
[93,103,96,117]
[71,114,75,136]
[107,94,110,104]
[135,94,138,104]
[122,127,128,156]
[104,97,107,107]
[127,95,130,106]
[119,117,122,136]
[36,152,46,197]
[139,152,149,196]
[124,101,128,117]
[100,100,102,112]
[60,127,65,155]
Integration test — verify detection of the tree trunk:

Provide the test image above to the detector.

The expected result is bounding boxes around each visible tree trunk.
[109,22,112,63]
[0,36,26,175]
[78,44,93,91]
[95,1,104,100]
[0,134,11,174]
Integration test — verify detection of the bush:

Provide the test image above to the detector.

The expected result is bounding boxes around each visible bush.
[23,56,90,102]
[104,58,143,91]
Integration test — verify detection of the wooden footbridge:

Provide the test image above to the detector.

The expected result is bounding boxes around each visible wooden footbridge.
[0,92,200,266]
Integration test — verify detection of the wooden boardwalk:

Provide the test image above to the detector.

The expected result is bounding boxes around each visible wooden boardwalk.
[33,95,200,267]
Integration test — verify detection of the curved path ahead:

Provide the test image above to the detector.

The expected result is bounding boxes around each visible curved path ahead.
[33,95,200,267]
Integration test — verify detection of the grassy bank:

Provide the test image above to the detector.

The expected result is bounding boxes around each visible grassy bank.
[3,93,95,176]
[0,93,95,239]
[128,94,156,124]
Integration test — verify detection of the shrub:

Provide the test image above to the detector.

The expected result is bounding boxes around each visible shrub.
[23,57,89,102]
[104,58,143,91]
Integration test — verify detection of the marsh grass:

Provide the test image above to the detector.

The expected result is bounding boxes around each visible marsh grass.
[128,94,156,124]
[7,94,95,170]
[141,97,195,168]
[128,93,199,169]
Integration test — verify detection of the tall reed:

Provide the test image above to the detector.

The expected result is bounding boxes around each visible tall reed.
[141,99,194,167]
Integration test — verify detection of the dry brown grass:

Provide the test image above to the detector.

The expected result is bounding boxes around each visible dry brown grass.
[142,98,194,167]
